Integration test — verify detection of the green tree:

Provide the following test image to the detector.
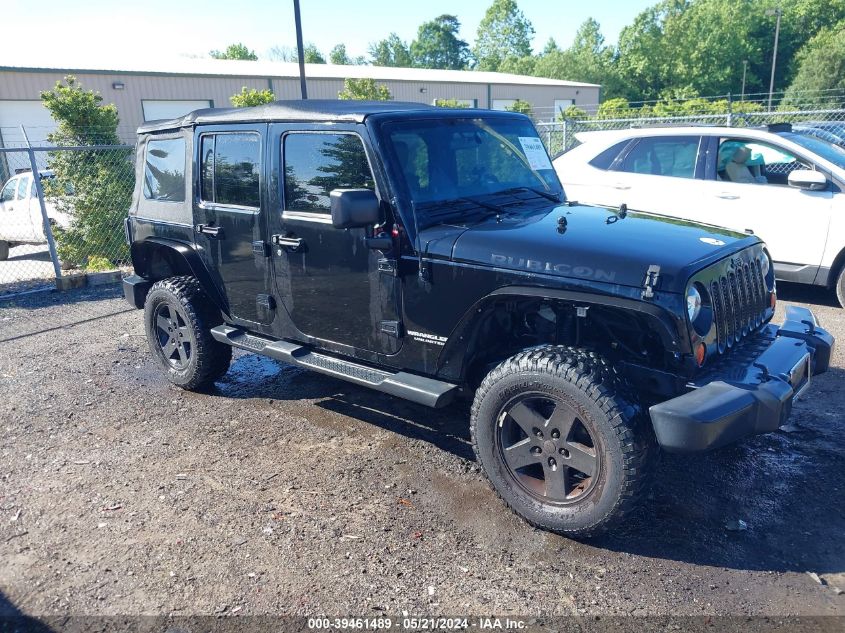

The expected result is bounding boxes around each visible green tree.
[267,43,326,63]
[474,0,535,71]
[557,105,588,120]
[498,55,537,76]
[330,44,348,65]
[209,43,258,60]
[615,0,845,102]
[434,98,471,108]
[40,76,133,268]
[230,87,276,107]
[369,33,414,67]
[302,44,326,64]
[596,97,634,119]
[505,99,532,115]
[781,23,845,108]
[532,19,630,100]
[410,14,471,70]
[338,78,392,100]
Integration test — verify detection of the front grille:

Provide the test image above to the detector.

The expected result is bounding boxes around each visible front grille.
[711,259,768,353]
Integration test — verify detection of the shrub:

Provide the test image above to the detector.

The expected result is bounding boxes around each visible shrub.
[338,78,392,101]
[231,87,275,107]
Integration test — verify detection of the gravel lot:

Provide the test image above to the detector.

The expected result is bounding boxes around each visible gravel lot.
[1,282,843,619]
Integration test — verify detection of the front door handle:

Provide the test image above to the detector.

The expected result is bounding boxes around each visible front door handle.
[195,223,223,238]
[613,183,631,190]
[271,234,304,252]
[716,193,740,200]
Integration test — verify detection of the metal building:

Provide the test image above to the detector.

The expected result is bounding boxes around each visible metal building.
[0,59,600,146]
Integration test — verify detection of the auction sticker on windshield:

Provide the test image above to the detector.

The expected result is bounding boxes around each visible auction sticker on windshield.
[518,136,553,171]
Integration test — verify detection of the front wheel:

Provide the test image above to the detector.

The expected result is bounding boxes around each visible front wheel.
[144,276,232,390]
[471,346,655,537]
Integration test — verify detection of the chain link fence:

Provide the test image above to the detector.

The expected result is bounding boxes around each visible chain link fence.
[0,134,135,340]
[537,108,845,157]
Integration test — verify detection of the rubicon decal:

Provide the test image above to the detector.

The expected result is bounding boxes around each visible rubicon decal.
[407,330,447,346]
[491,254,616,282]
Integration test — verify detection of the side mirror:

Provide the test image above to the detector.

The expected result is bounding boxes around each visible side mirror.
[330,189,381,229]
[788,169,827,191]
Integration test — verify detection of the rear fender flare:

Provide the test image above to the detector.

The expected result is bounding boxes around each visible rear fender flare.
[132,238,229,315]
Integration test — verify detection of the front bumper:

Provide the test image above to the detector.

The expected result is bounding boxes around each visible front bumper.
[649,306,834,453]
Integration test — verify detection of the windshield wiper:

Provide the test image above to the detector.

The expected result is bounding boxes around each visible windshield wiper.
[496,186,563,203]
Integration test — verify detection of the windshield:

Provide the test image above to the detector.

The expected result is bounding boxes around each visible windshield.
[381,117,562,215]
[780,132,845,170]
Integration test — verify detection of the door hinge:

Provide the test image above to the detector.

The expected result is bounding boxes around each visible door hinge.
[379,320,403,338]
[378,258,398,276]
[642,264,661,300]
[252,241,270,258]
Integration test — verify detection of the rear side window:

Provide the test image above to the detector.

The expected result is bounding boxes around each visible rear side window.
[588,140,629,170]
[617,136,701,178]
[143,138,186,202]
[200,133,261,208]
[283,133,374,214]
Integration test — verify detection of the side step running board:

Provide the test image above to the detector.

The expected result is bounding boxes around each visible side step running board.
[210,325,458,408]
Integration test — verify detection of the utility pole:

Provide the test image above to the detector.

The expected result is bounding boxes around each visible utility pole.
[766,7,782,112]
[741,60,748,101]
[293,0,307,99]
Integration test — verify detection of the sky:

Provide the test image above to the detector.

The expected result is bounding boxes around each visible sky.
[1,0,655,66]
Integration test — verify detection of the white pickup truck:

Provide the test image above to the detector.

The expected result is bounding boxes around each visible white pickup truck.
[0,170,70,260]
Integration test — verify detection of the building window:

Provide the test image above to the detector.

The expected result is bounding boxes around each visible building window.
[200,133,261,208]
[142,100,213,122]
[143,138,186,202]
[283,133,374,214]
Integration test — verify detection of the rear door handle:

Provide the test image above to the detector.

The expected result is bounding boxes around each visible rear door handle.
[271,234,304,251]
[613,184,630,190]
[716,193,739,200]
[195,223,223,238]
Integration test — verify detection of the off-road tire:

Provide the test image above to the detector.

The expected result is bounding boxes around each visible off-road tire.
[471,346,656,538]
[144,276,232,390]
[0,241,9,261]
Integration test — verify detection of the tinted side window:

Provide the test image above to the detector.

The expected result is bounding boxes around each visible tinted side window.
[283,133,374,213]
[200,133,261,207]
[618,136,700,178]
[590,140,630,170]
[143,138,186,202]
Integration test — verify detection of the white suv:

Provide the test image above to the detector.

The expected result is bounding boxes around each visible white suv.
[0,170,69,260]
[554,125,845,305]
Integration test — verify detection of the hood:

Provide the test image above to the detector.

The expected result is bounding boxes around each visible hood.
[423,203,759,294]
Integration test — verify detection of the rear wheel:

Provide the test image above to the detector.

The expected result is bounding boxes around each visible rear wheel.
[0,241,9,261]
[471,346,655,537]
[144,276,231,389]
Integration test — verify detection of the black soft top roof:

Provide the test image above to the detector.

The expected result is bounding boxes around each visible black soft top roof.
[137,99,445,133]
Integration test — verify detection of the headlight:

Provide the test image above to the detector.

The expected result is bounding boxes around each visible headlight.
[687,285,702,322]
[761,252,776,291]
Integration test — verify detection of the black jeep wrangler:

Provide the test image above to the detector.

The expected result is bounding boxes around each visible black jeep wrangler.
[123,101,833,537]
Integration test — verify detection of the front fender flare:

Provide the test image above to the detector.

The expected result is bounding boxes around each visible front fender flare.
[435,285,687,382]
